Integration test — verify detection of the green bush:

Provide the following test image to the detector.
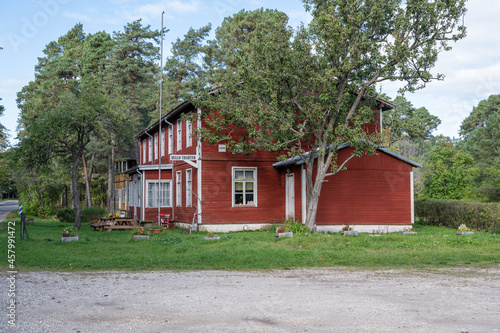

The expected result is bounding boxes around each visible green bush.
[82,207,106,222]
[285,220,309,235]
[415,199,500,232]
[54,207,76,223]
[55,207,107,223]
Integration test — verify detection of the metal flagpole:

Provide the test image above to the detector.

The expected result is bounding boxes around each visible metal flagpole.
[158,11,164,227]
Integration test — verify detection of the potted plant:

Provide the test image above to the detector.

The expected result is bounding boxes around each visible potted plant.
[399,227,417,235]
[456,224,474,235]
[61,226,79,242]
[149,222,163,234]
[204,230,220,240]
[275,225,293,238]
[340,225,358,236]
[131,226,149,240]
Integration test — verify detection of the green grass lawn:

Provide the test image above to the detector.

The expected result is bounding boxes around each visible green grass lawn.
[1,213,499,271]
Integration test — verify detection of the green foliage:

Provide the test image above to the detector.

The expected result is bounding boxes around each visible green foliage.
[163,24,211,110]
[383,95,441,142]
[423,143,477,199]
[82,207,106,222]
[0,98,8,152]
[285,221,309,235]
[415,199,500,233]
[460,94,500,201]
[55,207,76,223]
[55,207,106,223]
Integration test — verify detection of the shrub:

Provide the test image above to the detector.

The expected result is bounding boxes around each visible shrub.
[285,220,309,235]
[54,207,76,223]
[82,207,106,222]
[415,199,500,233]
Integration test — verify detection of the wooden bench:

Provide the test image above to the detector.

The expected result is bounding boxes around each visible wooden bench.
[92,217,138,231]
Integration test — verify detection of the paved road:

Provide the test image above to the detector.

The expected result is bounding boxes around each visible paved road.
[0,200,18,222]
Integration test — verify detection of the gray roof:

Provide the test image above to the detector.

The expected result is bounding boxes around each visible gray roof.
[272,143,422,168]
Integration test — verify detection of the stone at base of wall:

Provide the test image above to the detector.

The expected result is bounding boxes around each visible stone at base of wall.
[173,223,413,234]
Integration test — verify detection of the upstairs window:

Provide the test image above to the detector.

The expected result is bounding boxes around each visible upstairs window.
[148,137,153,162]
[177,119,182,151]
[161,129,165,157]
[168,126,173,155]
[186,113,192,148]
[154,132,158,160]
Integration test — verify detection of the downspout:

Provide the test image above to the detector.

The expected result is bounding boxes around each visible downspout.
[164,119,175,221]
[380,107,383,134]
[137,169,144,221]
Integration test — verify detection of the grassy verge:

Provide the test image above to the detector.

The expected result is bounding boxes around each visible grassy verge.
[1,214,499,271]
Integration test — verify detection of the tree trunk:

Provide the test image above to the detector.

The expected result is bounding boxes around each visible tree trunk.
[304,157,329,231]
[61,185,68,208]
[72,154,82,229]
[106,139,116,213]
[82,154,93,208]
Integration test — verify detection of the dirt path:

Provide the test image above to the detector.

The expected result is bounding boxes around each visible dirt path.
[2,266,500,332]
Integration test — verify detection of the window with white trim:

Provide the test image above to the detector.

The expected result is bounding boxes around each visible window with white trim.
[186,113,192,148]
[146,181,172,207]
[176,119,182,151]
[142,139,147,164]
[186,169,192,207]
[176,171,182,207]
[148,137,153,162]
[168,126,173,155]
[154,132,158,160]
[161,129,165,157]
[233,167,257,206]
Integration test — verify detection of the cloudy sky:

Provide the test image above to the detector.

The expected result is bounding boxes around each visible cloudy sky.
[1,0,499,146]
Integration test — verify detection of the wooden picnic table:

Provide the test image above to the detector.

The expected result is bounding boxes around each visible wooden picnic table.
[91,217,138,231]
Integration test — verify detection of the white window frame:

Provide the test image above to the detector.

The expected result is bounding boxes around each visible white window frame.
[176,171,182,207]
[186,169,192,207]
[146,180,172,208]
[232,167,257,207]
[186,113,192,148]
[177,119,182,151]
[148,137,153,162]
[142,139,147,164]
[161,128,165,157]
[168,125,173,155]
[154,132,158,160]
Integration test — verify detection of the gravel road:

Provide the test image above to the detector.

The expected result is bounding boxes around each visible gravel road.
[2,267,499,333]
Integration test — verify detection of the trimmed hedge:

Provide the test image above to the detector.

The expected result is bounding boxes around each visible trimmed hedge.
[55,207,107,223]
[415,199,500,233]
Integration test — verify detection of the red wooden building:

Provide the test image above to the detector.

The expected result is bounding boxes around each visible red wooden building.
[126,99,421,232]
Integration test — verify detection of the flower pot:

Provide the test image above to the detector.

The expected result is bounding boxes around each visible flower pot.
[61,236,79,242]
[340,230,358,236]
[275,232,293,238]
[132,235,150,240]
[456,231,474,235]
[150,229,163,234]
[204,235,220,240]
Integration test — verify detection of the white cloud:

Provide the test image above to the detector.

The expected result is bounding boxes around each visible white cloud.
[62,11,93,22]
